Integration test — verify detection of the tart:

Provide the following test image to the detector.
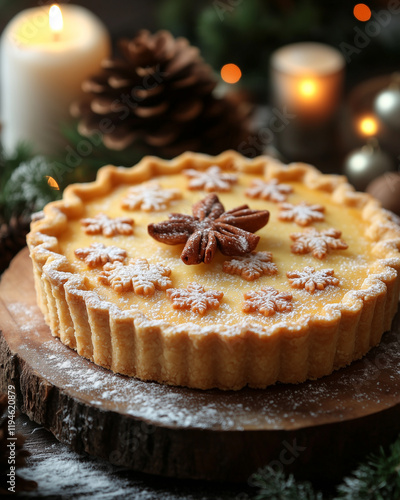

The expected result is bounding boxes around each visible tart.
[27,151,400,390]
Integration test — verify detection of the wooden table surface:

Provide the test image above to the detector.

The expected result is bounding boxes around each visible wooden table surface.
[16,414,251,499]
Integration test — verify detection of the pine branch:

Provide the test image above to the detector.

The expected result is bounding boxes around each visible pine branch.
[250,436,400,500]
[0,141,34,185]
[0,142,35,221]
[336,436,400,500]
[1,154,61,223]
[250,466,323,500]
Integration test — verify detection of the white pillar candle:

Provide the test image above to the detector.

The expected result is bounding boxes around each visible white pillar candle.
[270,42,345,124]
[1,4,111,154]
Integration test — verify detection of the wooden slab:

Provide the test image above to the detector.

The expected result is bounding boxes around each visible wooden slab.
[1,248,400,484]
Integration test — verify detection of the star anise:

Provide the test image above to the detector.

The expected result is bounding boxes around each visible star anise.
[147,193,269,265]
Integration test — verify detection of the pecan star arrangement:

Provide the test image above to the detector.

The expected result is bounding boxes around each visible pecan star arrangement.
[147,193,269,264]
[27,151,400,390]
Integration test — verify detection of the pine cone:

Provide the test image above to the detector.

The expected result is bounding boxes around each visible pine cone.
[0,213,31,274]
[71,30,251,158]
[0,394,37,494]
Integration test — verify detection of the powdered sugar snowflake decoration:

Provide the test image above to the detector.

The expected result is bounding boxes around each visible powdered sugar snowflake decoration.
[287,267,339,293]
[222,251,278,281]
[278,202,325,226]
[242,287,292,317]
[75,243,127,268]
[245,179,293,203]
[98,258,172,296]
[290,228,348,259]
[184,166,238,192]
[121,182,182,212]
[81,213,134,237]
[166,282,223,315]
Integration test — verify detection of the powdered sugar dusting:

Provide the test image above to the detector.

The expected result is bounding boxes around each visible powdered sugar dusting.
[8,303,44,338]
[19,442,134,498]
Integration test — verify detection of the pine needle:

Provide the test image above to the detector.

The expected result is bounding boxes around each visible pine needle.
[249,436,400,500]
[250,466,323,500]
[336,436,400,500]
[1,154,61,222]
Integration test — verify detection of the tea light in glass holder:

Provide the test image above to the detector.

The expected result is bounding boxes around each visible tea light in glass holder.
[270,42,345,124]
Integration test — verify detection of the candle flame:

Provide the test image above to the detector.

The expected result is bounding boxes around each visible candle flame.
[299,79,317,98]
[49,4,63,34]
[46,176,60,190]
[359,116,378,137]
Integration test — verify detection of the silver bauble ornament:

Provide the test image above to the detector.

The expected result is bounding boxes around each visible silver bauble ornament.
[373,74,400,131]
[343,138,395,191]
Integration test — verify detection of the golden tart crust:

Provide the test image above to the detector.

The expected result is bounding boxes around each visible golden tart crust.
[27,151,400,390]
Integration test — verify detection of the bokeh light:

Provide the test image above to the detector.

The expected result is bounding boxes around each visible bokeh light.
[359,115,378,136]
[353,3,371,22]
[221,63,242,84]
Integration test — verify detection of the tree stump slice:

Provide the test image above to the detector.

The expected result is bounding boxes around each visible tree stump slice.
[1,248,400,484]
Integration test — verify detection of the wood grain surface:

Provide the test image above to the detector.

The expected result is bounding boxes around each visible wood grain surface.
[16,415,250,499]
[1,248,400,484]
